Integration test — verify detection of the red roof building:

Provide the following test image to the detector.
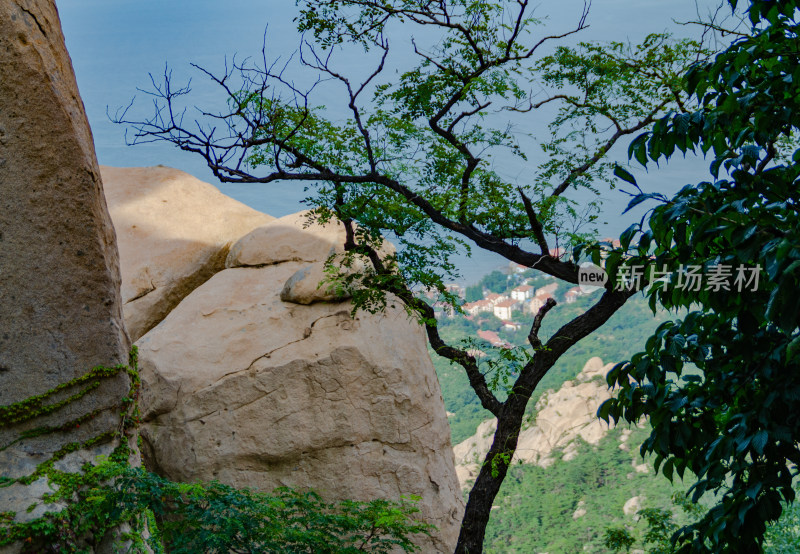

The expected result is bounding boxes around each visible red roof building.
[477,330,511,348]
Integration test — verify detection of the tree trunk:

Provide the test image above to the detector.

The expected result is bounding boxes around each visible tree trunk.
[454,290,632,553]
[455,404,528,553]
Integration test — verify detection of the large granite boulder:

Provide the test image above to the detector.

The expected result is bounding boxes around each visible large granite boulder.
[0,0,132,547]
[104,177,463,551]
[225,210,343,267]
[229,210,396,305]
[137,264,462,551]
[102,165,274,341]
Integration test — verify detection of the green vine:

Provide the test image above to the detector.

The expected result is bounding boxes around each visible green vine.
[0,347,144,550]
[0,360,133,427]
[1,346,431,553]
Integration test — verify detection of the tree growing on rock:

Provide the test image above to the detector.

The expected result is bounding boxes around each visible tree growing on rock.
[117,1,706,550]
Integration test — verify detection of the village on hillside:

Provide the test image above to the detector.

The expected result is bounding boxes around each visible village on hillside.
[421,248,614,351]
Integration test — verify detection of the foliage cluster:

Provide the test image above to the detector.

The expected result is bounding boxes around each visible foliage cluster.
[435,283,672,444]
[1,348,428,553]
[1,458,430,553]
[605,488,800,554]
[116,0,708,549]
[481,426,688,553]
[594,0,800,550]
[604,490,705,554]
[435,262,800,550]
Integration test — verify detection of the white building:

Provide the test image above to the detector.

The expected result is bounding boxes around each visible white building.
[511,284,534,301]
[463,299,493,315]
[502,320,523,331]
[564,288,580,304]
[528,292,554,313]
[537,282,559,296]
[493,299,519,321]
[484,293,509,306]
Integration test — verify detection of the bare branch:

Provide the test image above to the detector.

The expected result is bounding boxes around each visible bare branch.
[527,297,557,350]
[549,98,672,198]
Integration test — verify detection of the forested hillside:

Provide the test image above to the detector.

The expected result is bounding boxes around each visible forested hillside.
[432,267,800,551]
[432,269,673,444]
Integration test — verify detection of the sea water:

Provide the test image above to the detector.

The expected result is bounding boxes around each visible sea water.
[60,0,718,285]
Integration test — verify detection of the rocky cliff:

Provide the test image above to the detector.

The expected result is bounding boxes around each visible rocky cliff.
[102,166,464,552]
[0,3,133,549]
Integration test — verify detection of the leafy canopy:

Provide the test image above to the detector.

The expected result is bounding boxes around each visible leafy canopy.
[596,1,800,551]
[115,2,707,550]
[119,0,704,308]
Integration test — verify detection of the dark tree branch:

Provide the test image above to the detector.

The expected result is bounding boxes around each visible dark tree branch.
[299,36,390,172]
[517,187,550,255]
[447,101,492,136]
[549,98,672,198]
[456,285,636,552]
[111,9,702,551]
[527,297,557,350]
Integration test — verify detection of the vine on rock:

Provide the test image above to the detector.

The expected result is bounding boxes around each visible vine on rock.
[1,347,431,553]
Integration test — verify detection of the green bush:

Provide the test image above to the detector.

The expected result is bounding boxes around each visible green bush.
[2,460,432,553]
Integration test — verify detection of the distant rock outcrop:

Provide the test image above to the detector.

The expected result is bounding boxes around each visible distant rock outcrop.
[453,357,615,488]
[102,166,274,341]
[105,169,463,552]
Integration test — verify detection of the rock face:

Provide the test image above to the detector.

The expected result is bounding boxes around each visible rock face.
[453,357,615,488]
[0,0,131,532]
[137,267,462,550]
[0,0,129,411]
[225,210,342,268]
[102,165,274,341]
[104,179,463,551]
[623,495,643,516]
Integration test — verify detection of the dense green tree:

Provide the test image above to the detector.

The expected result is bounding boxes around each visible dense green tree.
[465,284,483,303]
[481,271,510,294]
[1,457,429,552]
[597,0,800,551]
[117,1,704,550]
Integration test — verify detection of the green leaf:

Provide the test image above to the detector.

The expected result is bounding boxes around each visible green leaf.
[787,335,800,362]
[613,164,638,187]
[752,430,769,455]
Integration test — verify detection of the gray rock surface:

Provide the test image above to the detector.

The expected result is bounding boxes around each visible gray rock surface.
[119,198,463,551]
[137,264,463,552]
[226,210,342,268]
[0,0,129,414]
[0,1,132,545]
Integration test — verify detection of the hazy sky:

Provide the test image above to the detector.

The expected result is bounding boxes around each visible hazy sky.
[58,0,722,281]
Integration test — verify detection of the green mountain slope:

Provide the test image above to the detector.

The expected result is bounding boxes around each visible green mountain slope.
[432,269,799,552]
[433,273,672,444]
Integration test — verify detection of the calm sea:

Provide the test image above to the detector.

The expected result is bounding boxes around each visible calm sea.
[59,0,719,284]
